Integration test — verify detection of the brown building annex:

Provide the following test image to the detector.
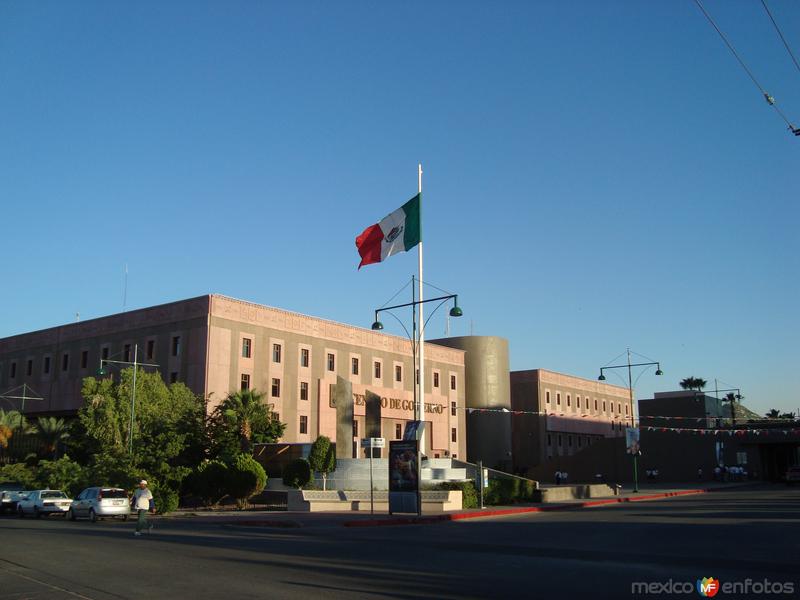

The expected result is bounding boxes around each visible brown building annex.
[0,295,467,460]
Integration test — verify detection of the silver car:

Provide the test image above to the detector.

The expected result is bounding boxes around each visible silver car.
[17,490,72,517]
[68,487,130,522]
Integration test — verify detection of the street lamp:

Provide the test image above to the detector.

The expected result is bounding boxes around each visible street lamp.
[372,276,463,515]
[598,348,663,493]
[97,344,159,455]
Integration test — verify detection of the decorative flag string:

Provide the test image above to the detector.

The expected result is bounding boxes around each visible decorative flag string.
[460,406,798,423]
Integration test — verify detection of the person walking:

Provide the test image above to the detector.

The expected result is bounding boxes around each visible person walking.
[133,479,154,536]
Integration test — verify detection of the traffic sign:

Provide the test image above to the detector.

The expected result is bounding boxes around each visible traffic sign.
[361,437,385,448]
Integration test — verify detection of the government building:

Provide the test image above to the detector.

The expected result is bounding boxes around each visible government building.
[0,295,467,460]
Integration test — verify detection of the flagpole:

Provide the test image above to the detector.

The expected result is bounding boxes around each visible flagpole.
[417,164,424,435]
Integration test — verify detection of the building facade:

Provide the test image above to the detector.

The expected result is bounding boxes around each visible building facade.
[0,295,467,459]
[510,369,632,473]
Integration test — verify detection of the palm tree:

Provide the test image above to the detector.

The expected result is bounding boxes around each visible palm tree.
[219,390,268,453]
[0,410,26,449]
[722,392,743,426]
[679,377,707,391]
[33,417,71,459]
[765,409,781,419]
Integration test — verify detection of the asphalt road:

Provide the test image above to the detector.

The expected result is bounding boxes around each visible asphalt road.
[0,485,797,599]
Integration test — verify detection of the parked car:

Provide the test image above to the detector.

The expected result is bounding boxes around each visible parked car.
[1,490,30,514]
[17,490,73,518]
[1,483,27,514]
[68,487,130,522]
[785,466,800,485]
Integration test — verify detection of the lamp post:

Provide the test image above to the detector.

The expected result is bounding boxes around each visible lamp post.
[598,348,663,493]
[96,344,159,455]
[372,278,463,515]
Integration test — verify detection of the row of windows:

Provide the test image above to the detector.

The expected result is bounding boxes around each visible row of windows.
[352,419,458,443]
[546,433,601,448]
[240,339,458,389]
[3,336,183,381]
[544,390,629,416]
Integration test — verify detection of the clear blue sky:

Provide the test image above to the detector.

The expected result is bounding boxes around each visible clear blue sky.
[1,1,798,416]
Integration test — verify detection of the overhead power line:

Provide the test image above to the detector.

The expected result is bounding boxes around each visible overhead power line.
[693,0,800,136]
[761,0,800,76]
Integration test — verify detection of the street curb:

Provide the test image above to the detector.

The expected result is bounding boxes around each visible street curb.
[221,519,303,528]
[342,488,710,527]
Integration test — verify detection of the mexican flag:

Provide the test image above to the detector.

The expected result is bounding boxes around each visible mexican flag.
[355,194,421,269]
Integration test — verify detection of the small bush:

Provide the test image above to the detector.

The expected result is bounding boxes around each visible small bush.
[435,481,478,509]
[0,462,37,488]
[226,454,267,508]
[282,458,312,489]
[152,486,180,514]
[35,456,85,497]
[186,460,229,506]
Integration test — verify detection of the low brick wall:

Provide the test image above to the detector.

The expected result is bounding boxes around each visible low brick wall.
[287,490,462,512]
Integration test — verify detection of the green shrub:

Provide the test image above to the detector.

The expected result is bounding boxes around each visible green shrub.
[185,460,229,506]
[35,456,85,496]
[435,481,478,509]
[307,436,336,490]
[152,486,180,514]
[282,458,312,489]
[226,454,267,508]
[0,462,37,488]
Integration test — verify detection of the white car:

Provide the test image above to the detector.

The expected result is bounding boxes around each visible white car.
[17,490,73,518]
[68,487,131,522]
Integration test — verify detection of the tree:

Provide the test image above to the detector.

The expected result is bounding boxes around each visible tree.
[307,435,336,491]
[33,417,71,459]
[722,392,743,426]
[207,390,285,459]
[225,454,267,508]
[0,410,26,449]
[679,377,707,391]
[185,460,229,506]
[35,456,85,496]
[765,409,781,419]
[282,458,312,489]
[74,368,206,499]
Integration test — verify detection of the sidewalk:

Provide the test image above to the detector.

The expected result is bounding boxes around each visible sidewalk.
[157,481,763,529]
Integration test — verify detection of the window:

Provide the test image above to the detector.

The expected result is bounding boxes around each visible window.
[557,393,561,406]
[451,401,457,416]
[450,375,457,390]
[146,340,155,360]
[568,435,573,447]
[62,353,69,372]
[353,420,358,436]
[81,351,88,369]
[171,336,181,357]
[240,374,250,391]
[603,401,606,412]
[374,361,381,378]
[547,434,552,446]
[395,423,402,439]
[273,343,281,363]
[433,372,440,388]
[327,353,335,371]
[351,357,359,376]
[595,399,598,411]
[273,412,280,423]
[26,359,33,376]
[242,338,252,358]
[170,372,178,384]
[271,378,280,398]
[451,428,457,443]
[558,434,562,447]
[577,396,581,409]
[299,415,308,434]
[567,394,571,407]
[618,403,622,414]
[10,361,17,379]
[43,356,51,375]
[102,347,109,360]
[300,348,309,368]
[395,365,402,382]
[578,437,583,448]
[300,381,309,401]
[625,405,629,415]
[546,391,550,404]
[123,344,131,362]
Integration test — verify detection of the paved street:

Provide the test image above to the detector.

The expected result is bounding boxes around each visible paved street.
[1,485,797,599]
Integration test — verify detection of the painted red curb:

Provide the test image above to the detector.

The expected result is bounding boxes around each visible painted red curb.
[343,488,711,527]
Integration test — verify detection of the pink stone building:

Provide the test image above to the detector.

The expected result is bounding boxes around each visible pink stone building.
[0,295,467,459]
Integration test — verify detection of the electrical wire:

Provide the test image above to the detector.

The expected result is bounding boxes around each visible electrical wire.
[693,0,798,134]
[761,0,800,76]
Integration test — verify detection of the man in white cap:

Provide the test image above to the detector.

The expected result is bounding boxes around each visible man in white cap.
[133,479,154,536]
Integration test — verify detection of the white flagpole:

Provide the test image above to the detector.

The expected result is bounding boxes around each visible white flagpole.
[417,163,425,449]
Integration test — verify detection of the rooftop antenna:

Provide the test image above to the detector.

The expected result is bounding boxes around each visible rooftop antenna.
[445,314,450,336]
[75,312,80,322]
